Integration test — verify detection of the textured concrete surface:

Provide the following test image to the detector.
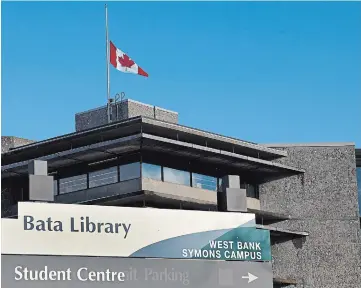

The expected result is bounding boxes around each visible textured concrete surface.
[75,106,108,132]
[142,178,217,205]
[247,197,261,210]
[260,145,361,288]
[75,99,178,131]
[1,136,35,153]
[127,100,155,119]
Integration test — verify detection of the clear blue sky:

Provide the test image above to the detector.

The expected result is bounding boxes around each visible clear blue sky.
[2,2,361,146]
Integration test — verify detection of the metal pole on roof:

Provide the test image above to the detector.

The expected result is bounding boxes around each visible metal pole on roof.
[105,4,111,124]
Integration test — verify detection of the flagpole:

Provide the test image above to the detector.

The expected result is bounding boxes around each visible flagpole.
[105,4,111,123]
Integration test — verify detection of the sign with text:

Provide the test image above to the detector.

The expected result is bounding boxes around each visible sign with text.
[1,255,273,288]
[1,202,271,261]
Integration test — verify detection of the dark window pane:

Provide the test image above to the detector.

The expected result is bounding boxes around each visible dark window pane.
[59,175,87,194]
[142,163,162,181]
[246,184,259,199]
[163,167,190,186]
[119,162,140,181]
[192,173,217,191]
[89,167,118,188]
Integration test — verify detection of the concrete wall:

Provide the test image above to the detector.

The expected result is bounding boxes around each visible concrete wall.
[75,106,109,132]
[1,136,35,153]
[260,145,361,288]
[142,178,217,205]
[127,100,155,118]
[154,107,179,124]
[75,99,178,131]
[247,197,261,210]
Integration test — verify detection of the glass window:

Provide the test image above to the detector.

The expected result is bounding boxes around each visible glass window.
[246,184,259,199]
[163,167,190,186]
[192,173,217,191]
[142,163,162,181]
[357,167,361,215]
[59,175,87,194]
[89,166,118,188]
[119,162,140,181]
[53,180,58,195]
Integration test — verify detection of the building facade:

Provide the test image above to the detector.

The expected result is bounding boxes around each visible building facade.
[2,99,361,288]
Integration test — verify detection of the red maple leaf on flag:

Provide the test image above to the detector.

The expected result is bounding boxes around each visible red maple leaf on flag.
[118,54,135,68]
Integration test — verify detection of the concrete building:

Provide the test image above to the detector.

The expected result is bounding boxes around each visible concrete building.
[2,99,361,288]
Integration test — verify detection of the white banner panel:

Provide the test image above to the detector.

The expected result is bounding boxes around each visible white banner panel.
[1,202,256,258]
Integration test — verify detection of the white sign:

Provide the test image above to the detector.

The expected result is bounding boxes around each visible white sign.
[2,202,255,258]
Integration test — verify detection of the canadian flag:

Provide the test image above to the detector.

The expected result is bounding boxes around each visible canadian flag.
[109,41,148,77]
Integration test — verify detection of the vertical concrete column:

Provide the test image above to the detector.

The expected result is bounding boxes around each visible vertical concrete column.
[28,160,54,202]
[218,175,247,212]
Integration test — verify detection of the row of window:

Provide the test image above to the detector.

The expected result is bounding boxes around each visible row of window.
[142,164,218,191]
[56,163,140,195]
[54,162,259,198]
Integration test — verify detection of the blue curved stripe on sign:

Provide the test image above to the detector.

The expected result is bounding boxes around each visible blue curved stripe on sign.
[130,229,230,258]
[130,220,255,258]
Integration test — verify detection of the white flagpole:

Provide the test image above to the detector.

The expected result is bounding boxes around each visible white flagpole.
[105,4,111,123]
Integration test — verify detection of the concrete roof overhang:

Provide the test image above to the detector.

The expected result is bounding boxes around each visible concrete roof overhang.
[2,116,288,165]
[2,130,304,182]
